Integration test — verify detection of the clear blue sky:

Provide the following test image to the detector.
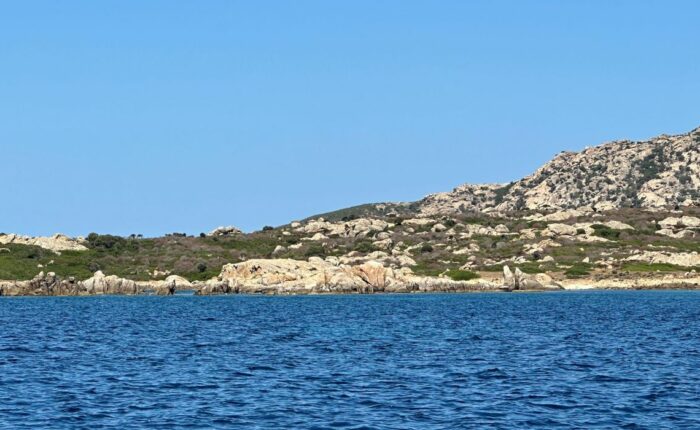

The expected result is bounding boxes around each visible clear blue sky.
[2,1,698,237]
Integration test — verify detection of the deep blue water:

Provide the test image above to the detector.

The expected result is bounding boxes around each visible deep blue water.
[1,291,700,429]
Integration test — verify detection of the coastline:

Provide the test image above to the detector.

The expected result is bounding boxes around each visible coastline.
[2,268,698,297]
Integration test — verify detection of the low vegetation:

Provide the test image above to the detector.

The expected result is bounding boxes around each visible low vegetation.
[445,269,480,281]
[1,207,698,285]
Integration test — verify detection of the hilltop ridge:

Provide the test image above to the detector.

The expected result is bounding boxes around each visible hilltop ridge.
[318,126,699,220]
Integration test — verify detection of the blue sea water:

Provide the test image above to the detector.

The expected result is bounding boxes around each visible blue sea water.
[1,291,700,429]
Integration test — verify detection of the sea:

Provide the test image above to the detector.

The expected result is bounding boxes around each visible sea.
[1,291,699,429]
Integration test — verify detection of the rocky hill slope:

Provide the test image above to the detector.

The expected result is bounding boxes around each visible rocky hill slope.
[417,126,700,215]
[314,126,699,221]
[1,125,699,295]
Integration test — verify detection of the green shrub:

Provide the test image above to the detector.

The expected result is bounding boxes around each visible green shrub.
[420,244,434,253]
[445,269,479,281]
[565,263,592,278]
[86,233,128,250]
[622,262,697,272]
[591,224,621,240]
[410,262,443,277]
[354,241,377,253]
[515,263,545,274]
[494,182,515,205]
[304,244,325,257]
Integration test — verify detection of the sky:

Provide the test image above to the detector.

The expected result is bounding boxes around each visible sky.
[1,1,699,237]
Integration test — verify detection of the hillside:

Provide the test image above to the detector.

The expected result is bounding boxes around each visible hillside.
[313,126,699,220]
[417,126,700,214]
[1,126,699,294]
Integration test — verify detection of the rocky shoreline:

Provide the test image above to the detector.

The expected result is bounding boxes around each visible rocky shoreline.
[1,259,698,297]
[1,125,698,297]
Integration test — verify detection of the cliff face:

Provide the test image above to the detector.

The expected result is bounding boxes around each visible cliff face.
[415,127,700,215]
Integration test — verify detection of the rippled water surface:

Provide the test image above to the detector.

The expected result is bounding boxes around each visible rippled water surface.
[2,291,700,429]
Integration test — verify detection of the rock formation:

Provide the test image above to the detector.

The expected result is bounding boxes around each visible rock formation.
[0,233,87,252]
[294,217,390,239]
[624,252,700,268]
[208,226,243,237]
[501,265,563,291]
[0,271,171,296]
[194,258,495,295]
[342,126,700,217]
[656,216,700,239]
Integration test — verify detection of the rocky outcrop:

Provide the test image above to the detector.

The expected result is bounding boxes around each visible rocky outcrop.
[390,126,700,215]
[458,223,510,239]
[501,265,563,291]
[295,218,389,239]
[0,233,87,252]
[192,279,233,295]
[208,226,243,237]
[194,258,495,295]
[543,223,579,238]
[81,271,142,295]
[0,271,146,296]
[525,209,591,222]
[656,216,700,239]
[503,266,516,289]
[0,272,84,296]
[624,252,700,268]
[136,275,190,295]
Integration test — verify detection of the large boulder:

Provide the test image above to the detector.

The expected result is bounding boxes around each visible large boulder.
[194,279,233,295]
[543,223,578,237]
[503,266,516,289]
[82,271,142,295]
[502,266,563,291]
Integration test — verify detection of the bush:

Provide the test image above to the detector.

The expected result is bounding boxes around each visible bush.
[388,217,404,226]
[591,224,621,240]
[304,244,325,257]
[354,241,376,253]
[565,263,592,278]
[199,233,206,238]
[622,263,694,272]
[262,226,274,231]
[420,244,434,253]
[446,269,479,281]
[86,233,127,250]
[196,262,207,273]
